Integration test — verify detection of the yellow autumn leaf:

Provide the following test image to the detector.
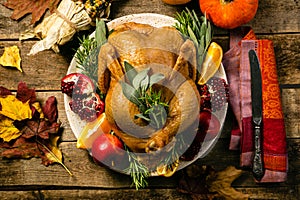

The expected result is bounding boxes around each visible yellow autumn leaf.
[31,102,44,119]
[0,115,21,142]
[43,136,73,176]
[45,136,63,163]
[208,166,249,200]
[0,45,22,72]
[0,95,32,121]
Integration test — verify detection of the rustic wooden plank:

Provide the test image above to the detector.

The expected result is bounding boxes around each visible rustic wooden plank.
[1,86,298,143]
[0,187,299,200]
[229,187,299,200]
[262,34,300,85]
[0,189,192,200]
[2,89,296,142]
[0,0,299,40]
[281,88,300,137]
[0,0,34,39]
[1,138,299,188]
[0,41,71,91]
[0,141,182,188]
[0,33,299,90]
[0,191,41,200]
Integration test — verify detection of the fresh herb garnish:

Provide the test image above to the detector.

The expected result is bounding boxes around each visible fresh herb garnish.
[124,150,150,190]
[174,8,213,71]
[120,61,168,129]
[75,19,108,85]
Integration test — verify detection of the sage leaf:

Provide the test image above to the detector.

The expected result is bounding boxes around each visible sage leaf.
[188,25,198,46]
[140,75,150,92]
[200,23,207,39]
[132,68,150,90]
[120,81,141,105]
[206,23,212,49]
[124,61,138,84]
[149,73,165,87]
[95,19,107,47]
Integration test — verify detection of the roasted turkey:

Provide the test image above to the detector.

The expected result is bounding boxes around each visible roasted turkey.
[98,22,200,153]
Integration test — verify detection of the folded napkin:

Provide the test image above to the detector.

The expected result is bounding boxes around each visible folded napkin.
[222,27,288,182]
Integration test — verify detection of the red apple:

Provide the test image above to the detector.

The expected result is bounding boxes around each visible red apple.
[91,133,127,169]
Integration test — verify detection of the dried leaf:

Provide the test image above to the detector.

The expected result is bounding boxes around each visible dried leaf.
[31,102,45,119]
[0,83,71,175]
[207,166,249,200]
[43,136,62,165]
[1,137,41,159]
[16,82,36,104]
[13,118,61,140]
[0,95,32,121]
[42,96,58,123]
[36,136,72,175]
[0,116,21,142]
[0,46,22,72]
[178,165,213,198]
[2,0,61,24]
[0,86,12,97]
[2,118,62,165]
[178,165,249,200]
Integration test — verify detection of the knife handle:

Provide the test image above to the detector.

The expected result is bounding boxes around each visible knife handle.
[252,124,265,181]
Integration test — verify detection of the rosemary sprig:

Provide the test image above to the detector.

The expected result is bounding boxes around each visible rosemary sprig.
[75,19,108,85]
[174,8,213,72]
[75,35,97,67]
[159,134,186,169]
[124,150,149,190]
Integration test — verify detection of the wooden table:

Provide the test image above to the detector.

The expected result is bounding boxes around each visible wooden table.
[0,0,299,199]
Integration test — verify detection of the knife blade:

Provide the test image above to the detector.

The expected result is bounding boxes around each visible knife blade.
[249,49,265,181]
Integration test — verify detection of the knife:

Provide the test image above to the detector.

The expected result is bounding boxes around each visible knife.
[249,49,265,181]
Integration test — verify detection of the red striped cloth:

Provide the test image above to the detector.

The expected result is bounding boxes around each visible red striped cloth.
[222,27,288,182]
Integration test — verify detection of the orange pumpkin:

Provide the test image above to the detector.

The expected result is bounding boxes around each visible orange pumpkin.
[200,0,259,29]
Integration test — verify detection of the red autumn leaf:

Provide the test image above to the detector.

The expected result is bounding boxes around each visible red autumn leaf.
[1,137,41,159]
[2,118,62,166]
[13,118,61,140]
[42,96,58,123]
[0,86,12,97]
[0,135,61,166]
[0,82,71,174]
[16,82,36,104]
[2,0,61,24]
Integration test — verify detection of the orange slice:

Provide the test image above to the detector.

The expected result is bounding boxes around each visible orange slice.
[198,42,223,85]
[156,159,179,177]
[76,113,112,149]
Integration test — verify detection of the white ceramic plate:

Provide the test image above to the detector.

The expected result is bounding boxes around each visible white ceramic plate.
[64,13,228,175]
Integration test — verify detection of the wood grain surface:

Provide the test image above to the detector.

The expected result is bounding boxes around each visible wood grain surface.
[0,0,299,199]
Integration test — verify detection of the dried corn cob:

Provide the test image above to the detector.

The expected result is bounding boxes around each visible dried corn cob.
[84,0,112,20]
